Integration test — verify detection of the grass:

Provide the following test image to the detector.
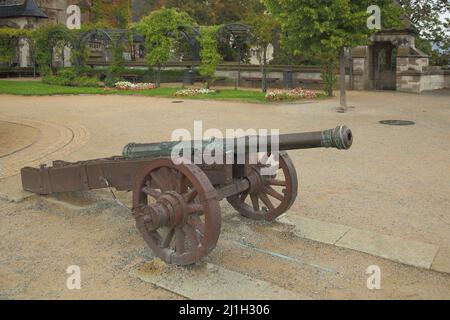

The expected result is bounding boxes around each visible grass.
[0,80,268,103]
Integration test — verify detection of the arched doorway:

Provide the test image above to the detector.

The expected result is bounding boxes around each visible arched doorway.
[372,41,397,90]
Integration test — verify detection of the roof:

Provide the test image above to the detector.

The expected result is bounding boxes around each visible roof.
[0,0,48,19]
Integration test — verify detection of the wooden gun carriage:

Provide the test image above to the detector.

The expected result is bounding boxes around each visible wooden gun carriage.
[21,126,353,265]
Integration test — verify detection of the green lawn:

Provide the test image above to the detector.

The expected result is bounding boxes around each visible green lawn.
[0,80,268,103]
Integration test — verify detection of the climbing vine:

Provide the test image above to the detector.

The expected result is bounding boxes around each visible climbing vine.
[0,29,31,65]
[32,24,75,76]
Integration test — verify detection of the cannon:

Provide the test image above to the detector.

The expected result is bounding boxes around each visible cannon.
[21,126,353,265]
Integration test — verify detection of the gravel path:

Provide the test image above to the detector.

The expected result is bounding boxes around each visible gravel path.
[0,91,449,299]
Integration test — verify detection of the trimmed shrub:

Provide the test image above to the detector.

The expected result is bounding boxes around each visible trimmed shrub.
[43,68,100,87]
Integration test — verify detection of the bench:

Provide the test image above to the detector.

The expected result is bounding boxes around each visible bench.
[121,73,140,82]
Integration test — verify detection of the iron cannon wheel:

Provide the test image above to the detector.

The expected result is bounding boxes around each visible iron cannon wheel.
[227,151,298,221]
[132,158,221,265]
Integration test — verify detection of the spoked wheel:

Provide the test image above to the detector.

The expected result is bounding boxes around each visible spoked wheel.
[227,152,298,221]
[132,158,221,265]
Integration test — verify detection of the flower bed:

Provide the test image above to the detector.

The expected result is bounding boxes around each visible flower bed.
[265,88,318,101]
[174,88,217,97]
[114,81,156,90]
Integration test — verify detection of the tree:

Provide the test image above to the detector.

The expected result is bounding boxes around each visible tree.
[136,8,195,87]
[397,0,449,65]
[92,0,131,28]
[246,14,280,93]
[263,0,403,112]
[198,26,222,89]
[398,0,449,52]
[134,0,265,25]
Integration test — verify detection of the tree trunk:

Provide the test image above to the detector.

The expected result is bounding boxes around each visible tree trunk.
[338,47,348,112]
[261,47,268,93]
[236,50,241,90]
[156,65,161,88]
[327,82,333,97]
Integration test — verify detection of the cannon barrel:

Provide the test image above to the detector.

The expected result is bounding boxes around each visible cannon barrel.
[122,126,353,160]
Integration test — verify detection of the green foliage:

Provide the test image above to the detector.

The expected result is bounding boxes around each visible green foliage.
[398,0,449,53]
[92,0,131,28]
[31,24,76,76]
[31,24,106,77]
[105,44,126,86]
[415,36,449,66]
[247,14,279,50]
[0,29,18,64]
[85,67,201,83]
[136,0,265,25]
[319,52,338,97]
[0,81,267,103]
[136,8,195,86]
[264,0,402,54]
[263,0,404,99]
[42,68,100,87]
[198,26,222,88]
[246,14,280,92]
[0,29,32,65]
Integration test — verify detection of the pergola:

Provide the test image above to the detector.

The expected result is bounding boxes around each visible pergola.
[217,23,252,89]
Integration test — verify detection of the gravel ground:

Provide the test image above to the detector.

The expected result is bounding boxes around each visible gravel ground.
[0,90,449,299]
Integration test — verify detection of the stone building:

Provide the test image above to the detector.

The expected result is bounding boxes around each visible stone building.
[0,0,48,67]
[0,0,93,67]
[0,0,48,29]
[352,28,449,93]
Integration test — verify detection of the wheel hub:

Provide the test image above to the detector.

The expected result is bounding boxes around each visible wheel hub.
[246,167,265,194]
[142,191,188,231]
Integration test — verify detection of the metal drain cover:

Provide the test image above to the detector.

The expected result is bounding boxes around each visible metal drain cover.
[172,101,184,104]
[379,120,416,126]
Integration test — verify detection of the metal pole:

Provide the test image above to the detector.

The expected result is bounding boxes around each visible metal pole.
[236,41,241,90]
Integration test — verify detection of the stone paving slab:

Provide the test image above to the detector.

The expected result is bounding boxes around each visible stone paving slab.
[273,215,442,271]
[335,228,439,269]
[0,176,33,203]
[131,261,309,300]
[430,246,450,274]
[275,215,351,245]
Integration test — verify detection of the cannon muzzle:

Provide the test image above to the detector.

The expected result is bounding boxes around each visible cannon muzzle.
[280,125,353,151]
[122,126,353,159]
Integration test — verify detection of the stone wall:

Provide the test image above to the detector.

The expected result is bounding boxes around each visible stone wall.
[397,56,429,73]
[397,69,449,93]
[352,46,371,90]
